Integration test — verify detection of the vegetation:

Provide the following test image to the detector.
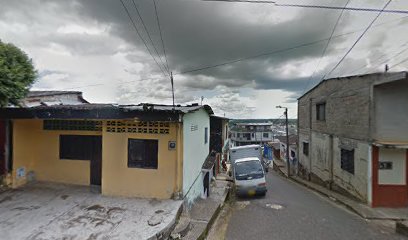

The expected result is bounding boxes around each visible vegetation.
[0,40,36,107]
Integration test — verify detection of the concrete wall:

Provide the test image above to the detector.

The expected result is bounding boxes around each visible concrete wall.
[12,120,98,187]
[309,132,332,183]
[378,148,406,185]
[101,121,179,199]
[332,137,369,201]
[373,79,408,143]
[298,75,375,141]
[182,109,210,204]
[300,131,370,201]
[12,119,181,199]
[298,132,311,175]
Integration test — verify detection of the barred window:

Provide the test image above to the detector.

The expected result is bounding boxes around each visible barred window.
[128,139,158,169]
[341,148,354,174]
[316,103,326,121]
[60,135,94,160]
[263,133,269,138]
[303,142,309,156]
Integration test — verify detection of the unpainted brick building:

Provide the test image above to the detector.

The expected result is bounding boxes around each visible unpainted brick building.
[298,72,408,207]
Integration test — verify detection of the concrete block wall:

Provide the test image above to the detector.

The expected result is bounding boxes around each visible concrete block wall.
[332,137,369,202]
[296,74,388,203]
[298,75,376,141]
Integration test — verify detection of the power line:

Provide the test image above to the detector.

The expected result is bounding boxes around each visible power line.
[119,0,168,77]
[61,76,165,91]
[202,0,408,15]
[130,0,170,75]
[348,39,408,75]
[320,0,392,80]
[275,2,406,15]
[177,15,401,75]
[301,0,351,95]
[153,0,170,72]
[60,9,407,92]
[388,56,408,70]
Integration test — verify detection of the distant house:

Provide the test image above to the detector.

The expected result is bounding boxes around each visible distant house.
[230,122,274,146]
[298,72,408,207]
[0,91,214,205]
[276,135,297,162]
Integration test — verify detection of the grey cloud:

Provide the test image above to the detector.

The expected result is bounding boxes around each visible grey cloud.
[0,0,405,112]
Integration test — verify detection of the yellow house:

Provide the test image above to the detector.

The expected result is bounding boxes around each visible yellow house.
[0,101,213,201]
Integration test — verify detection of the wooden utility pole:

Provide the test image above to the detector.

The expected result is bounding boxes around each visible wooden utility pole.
[277,105,290,176]
[284,108,290,176]
[171,72,175,110]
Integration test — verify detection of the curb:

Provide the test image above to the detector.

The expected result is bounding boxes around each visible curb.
[148,202,183,240]
[272,164,369,220]
[396,221,408,237]
[198,183,231,240]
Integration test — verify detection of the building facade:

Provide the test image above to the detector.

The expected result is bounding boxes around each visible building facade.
[298,72,408,207]
[0,98,213,205]
[230,122,274,146]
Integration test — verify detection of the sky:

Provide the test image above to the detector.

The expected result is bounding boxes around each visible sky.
[0,0,407,119]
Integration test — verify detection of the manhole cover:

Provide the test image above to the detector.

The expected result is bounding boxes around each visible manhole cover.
[265,203,283,210]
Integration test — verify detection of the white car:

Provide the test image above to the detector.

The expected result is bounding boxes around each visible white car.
[232,157,267,197]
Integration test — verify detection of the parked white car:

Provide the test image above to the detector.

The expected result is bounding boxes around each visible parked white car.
[232,157,267,197]
[230,145,269,172]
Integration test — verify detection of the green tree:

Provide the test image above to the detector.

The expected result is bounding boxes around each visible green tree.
[0,40,36,107]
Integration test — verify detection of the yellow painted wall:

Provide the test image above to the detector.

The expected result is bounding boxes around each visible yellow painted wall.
[101,121,180,199]
[12,120,101,187]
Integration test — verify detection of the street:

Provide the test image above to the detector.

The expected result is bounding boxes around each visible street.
[217,171,406,240]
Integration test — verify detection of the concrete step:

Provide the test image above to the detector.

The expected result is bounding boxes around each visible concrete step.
[396,221,408,237]
[170,216,191,239]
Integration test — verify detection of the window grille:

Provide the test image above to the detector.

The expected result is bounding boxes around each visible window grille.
[316,103,326,121]
[341,148,355,174]
[128,139,158,169]
[303,142,309,156]
[44,120,102,131]
[106,120,170,134]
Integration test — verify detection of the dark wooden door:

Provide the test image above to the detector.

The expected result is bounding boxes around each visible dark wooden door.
[90,136,102,186]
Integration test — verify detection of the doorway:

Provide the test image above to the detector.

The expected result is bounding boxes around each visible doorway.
[90,136,102,186]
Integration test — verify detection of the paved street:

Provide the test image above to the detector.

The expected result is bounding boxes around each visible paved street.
[224,171,406,240]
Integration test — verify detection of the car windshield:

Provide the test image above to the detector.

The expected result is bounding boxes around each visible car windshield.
[235,160,264,180]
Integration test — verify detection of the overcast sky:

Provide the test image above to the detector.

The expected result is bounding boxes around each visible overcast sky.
[1,0,407,118]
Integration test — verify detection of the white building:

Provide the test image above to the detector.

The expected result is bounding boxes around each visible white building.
[230,122,274,146]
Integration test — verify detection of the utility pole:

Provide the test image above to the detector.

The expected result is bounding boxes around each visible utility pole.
[277,106,290,176]
[171,72,175,110]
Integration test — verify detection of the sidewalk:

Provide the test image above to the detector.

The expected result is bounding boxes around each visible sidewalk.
[273,159,408,221]
[170,177,231,240]
[0,182,183,240]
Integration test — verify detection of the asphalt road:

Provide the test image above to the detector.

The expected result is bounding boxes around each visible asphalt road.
[224,171,406,240]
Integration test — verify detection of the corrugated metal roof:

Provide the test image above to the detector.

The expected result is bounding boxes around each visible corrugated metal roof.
[15,103,214,115]
[122,103,214,114]
[275,135,297,145]
[27,91,82,97]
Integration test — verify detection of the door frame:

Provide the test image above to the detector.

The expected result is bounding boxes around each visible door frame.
[90,136,102,186]
[372,146,408,207]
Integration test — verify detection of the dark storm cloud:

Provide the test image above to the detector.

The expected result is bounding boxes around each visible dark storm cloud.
[0,0,400,99]
[73,0,357,92]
